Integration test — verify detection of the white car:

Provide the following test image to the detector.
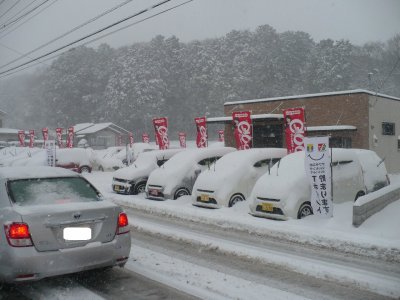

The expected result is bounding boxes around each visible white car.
[146,147,235,200]
[112,148,183,195]
[192,148,287,208]
[249,148,390,220]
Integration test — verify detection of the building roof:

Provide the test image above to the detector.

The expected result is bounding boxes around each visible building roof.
[306,125,357,132]
[224,89,400,106]
[207,113,283,124]
[0,128,27,134]
[74,122,129,135]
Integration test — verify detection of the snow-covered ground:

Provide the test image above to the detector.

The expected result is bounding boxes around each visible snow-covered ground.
[83,171,400,299]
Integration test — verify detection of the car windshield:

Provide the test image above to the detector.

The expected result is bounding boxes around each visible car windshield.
[7,177,101,206]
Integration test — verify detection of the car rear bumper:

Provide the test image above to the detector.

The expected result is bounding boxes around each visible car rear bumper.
[0,233,131,283]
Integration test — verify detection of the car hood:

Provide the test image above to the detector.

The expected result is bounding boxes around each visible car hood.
[113,163,156,181]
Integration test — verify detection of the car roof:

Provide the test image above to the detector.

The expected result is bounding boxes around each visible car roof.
[0,166,79,180]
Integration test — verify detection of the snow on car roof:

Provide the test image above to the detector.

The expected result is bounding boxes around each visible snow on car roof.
[213,148,286,172]
[0,166,78,180]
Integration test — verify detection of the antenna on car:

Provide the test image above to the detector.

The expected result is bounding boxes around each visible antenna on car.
[276,159,281,176]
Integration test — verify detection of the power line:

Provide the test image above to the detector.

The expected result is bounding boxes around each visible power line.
[0,42,50,66]
[0,0,59,40]
[0,0,22,20]
[0,0,194,79]
[0,0,173,76]
[0,0,134,70]
[1,0,50,32]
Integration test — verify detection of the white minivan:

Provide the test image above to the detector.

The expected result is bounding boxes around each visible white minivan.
[249,148,390,220]
[146,147,235,200]
[192,148,287,208]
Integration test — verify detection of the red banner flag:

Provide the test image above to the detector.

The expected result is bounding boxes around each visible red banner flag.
[42,128,49,143]
[283,107,306,153]
[29,130,35,148]
[195,117,207,148]
[232,111,252,150]
[66,127,74,148]
[142,133,150,143]
[218,130,224,142]
[56,128,63,148]
[129,132,134,147]
[18,130,25,147]
[153,117,169,150]
[178,132,186,148]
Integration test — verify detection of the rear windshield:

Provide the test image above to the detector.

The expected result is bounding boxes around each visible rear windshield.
[7,177,102,206]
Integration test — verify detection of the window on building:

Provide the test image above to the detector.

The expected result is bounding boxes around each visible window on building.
[382,122,395,135]
[252,123,283,148]
[330,137,352,148]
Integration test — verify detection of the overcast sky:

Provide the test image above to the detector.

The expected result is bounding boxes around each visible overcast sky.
[0,0,399,75]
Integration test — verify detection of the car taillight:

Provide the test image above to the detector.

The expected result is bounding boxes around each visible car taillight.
[4,223,33,247]
[117,212,129,235]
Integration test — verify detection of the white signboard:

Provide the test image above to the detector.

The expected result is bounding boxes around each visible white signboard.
[304,136,332,218]
[45,140,56,167]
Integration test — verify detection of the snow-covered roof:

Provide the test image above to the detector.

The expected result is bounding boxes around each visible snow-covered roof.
[0,128,28,134]
[0,166,77,179]
[306,125,357,132]
[224,89,400,106]
[207,114,283,123]
[75,123,129,135]
[74,123,94,132]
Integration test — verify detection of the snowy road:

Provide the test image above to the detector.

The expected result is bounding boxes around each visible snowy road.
[124,207,400,300]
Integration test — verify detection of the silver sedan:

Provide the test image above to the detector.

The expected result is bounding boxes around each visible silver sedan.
[0,166,131,283]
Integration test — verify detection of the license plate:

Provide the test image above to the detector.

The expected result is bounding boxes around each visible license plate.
[261,202,273,212]
[200,194,209,202]
[149,189,159,196]
[63,227,91,241]
[114,185,121,191]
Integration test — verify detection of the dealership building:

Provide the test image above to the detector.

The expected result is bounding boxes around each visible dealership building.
[208,89,400,173]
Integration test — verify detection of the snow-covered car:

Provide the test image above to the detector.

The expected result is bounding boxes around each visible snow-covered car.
[117,143,156,165]
[55,148,94,173]
[112,148,183,195]
[249,148,390,220]
[91,148,125,171]
[0,166,131,283]
[192,148,287,208]
[146,147,235,200]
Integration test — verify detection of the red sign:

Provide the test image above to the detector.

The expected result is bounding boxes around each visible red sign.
[42,128,49,143]
[195,117,207,148]
[18,130,25,147]
[56,128,63,147]
[66,127,74,148]
[232,111,252,150]
[218,130,224,142]
[142,133,150,143]
[178,132,186,148]
[283,107,306,153]
[29,130,35,148]
[129,132,134,147]
[153,117,169,150]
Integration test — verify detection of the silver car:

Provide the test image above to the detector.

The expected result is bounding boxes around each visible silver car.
[0,166,131,283]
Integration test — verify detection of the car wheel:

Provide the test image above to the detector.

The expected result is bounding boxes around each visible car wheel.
[174,187,190,199]
[229,193,245,207]
[134,182,146,194]
[355,191,365,202]
[80,166,91,173]
[297,202,313,219]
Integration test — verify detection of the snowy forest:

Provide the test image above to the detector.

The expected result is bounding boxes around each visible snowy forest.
[0,24,399,137]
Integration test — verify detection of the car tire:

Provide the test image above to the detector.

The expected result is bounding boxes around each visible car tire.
[174,187,190,199]
[229,193,245,207]
[79,166,91,173]
[355,191,365,202]
[297,202,313,219]
[134,182,146,194]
